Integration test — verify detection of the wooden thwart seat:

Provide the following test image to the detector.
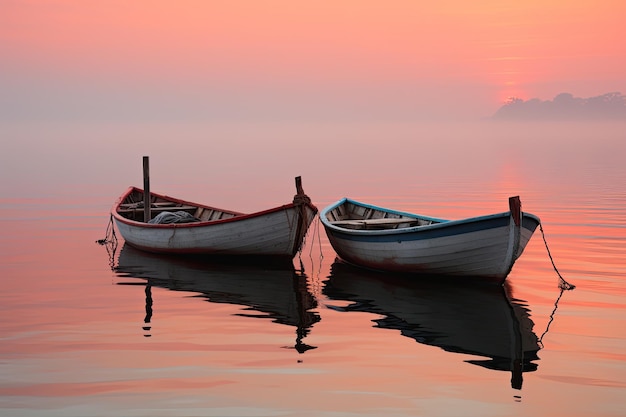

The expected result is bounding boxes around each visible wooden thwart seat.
[330,218,418,226]
[118,205,197,214]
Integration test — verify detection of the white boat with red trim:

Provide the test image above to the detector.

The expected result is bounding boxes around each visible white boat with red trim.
[111,177,317,262]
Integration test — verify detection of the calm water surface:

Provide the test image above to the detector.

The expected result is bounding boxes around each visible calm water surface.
[1,121,625,416]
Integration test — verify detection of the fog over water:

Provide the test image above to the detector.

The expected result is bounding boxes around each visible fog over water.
[1,117,625,416]
[2,2,625,414]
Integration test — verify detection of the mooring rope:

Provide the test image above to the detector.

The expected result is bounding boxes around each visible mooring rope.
[295,203,310,273]
[306,216,325,298]
[538,222,576,291]
[538,287,565,348]
[96,214,118,246]
[309,216,324,262]
[96,214,119,270]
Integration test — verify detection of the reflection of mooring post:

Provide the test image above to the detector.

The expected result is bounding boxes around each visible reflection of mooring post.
[509,299,524,390]
[143,284,153,337]
[292,271,318,354]
[511,358,523,390]
[502,281,525,391]
[143,156,151,223]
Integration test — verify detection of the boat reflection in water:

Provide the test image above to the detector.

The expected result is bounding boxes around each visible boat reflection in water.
[323,261,541,389]
[114,243,320,353]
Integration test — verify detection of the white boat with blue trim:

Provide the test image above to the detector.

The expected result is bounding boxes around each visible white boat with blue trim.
[320,196,540,280]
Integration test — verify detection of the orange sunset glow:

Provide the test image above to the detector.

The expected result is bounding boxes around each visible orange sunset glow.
[1,1,624,121]
[2,2,626,416]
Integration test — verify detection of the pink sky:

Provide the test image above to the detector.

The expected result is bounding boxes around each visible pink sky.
[1,1,624,121]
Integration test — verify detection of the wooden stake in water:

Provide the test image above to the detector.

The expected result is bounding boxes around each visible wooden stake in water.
[143,156,151,223]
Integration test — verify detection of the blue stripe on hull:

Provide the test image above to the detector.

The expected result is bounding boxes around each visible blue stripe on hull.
[327,215,510,243]
[521,216,540,233]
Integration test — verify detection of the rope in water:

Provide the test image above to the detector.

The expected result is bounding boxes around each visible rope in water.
[96,214,118,270]
[306,216,325,298]
[309,216,324,262]
[538,222,576,291]
[538,287,565,348]
[96,214,118,246]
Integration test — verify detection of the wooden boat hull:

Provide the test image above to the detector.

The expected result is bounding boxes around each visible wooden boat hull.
[112,179,317,260]
[320,197,540,280]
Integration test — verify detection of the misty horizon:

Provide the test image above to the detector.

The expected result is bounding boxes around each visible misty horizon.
[2,83,626,123]
[492,92,626,121]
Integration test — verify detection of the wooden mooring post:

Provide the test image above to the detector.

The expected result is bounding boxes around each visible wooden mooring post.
[143,156,151,222]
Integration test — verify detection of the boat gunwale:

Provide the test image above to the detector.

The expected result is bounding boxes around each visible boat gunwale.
[320,197,540,236]
[112,186,318,229]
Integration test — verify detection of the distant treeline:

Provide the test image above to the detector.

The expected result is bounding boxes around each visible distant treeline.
[493,92,626,120]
